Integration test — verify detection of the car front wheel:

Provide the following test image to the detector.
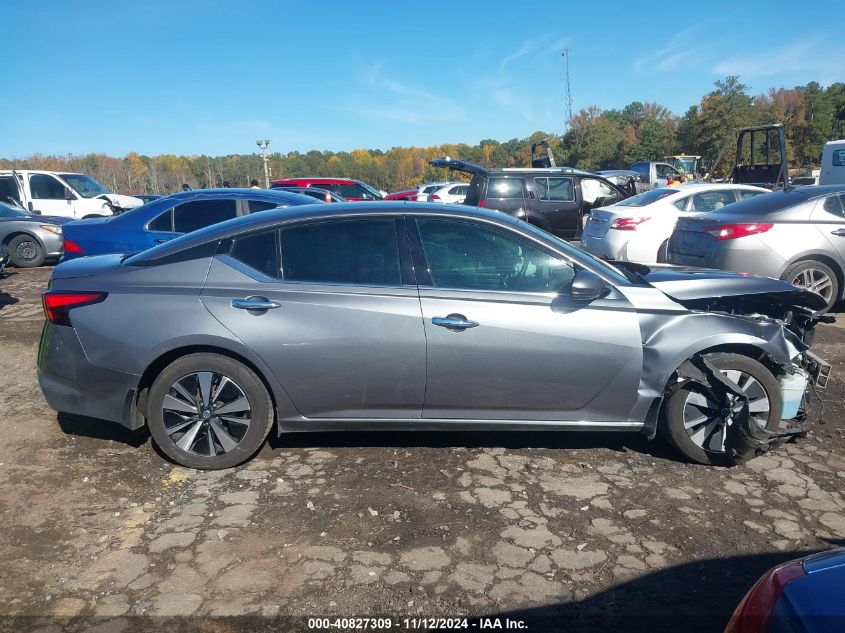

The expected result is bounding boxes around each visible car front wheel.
[661,353,781,466]
[147,353,274,469]
[8,234,45,267]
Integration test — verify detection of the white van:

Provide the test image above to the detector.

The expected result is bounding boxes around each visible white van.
[0,170,143,219]
[819,140,845,186]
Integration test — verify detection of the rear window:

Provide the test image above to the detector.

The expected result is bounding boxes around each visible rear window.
[833,149,845,167]
[486,178,525,199]
[616,188,680,207]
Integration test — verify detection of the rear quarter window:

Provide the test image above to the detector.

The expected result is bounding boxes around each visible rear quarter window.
[486,178,525,199]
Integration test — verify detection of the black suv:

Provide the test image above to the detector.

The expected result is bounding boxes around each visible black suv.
[430,158,629,240]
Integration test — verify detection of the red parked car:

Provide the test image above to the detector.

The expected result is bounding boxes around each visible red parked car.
[383,188,420,201]
[269,177,383,201]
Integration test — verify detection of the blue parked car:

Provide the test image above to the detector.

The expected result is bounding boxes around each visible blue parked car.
[61,188,317,260]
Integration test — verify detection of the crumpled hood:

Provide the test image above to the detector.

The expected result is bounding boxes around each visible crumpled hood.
[613,262,828,311]
[96,193,143,210]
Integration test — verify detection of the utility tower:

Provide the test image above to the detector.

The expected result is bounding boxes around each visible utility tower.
[562,48,573,131]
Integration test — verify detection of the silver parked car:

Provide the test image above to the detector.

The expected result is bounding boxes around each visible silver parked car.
[668,185,845,312]
[38,203,828,469]
[0,201,68,267]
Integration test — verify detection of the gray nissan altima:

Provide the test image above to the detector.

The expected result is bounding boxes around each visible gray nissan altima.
[38,202,830,469]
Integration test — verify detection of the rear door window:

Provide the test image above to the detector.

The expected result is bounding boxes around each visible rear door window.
[248,200,282,213]
[173,199,237,233]
[280,219,401,286]
[487,178,526,199]
[534,177,574,202]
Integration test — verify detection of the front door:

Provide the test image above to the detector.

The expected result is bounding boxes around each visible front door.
[530,176,580,239]
[27,173,76,217]
[200,217,426,419]
[409,217,643,422]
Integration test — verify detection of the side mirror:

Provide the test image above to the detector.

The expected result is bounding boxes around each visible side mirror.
[569,269,608,302]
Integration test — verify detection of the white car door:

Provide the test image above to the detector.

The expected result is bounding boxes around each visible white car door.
[26,173,77,217]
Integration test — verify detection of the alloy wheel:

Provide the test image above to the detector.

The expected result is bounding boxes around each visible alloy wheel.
[161,371,252,456]
[791,267,834,302]
[682,370,770,454]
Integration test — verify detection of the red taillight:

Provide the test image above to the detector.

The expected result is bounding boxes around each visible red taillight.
[64,239,84,254]
[410,194,418,201]
[430,194,441,201]
[478,200,486,208]
[703,223,773,240]
[724,560,805,633]
[42,291,107,326]
[611,216,651,231]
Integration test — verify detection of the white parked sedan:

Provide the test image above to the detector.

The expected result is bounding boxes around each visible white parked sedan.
[428,182,469,204]
[580,183,770,263]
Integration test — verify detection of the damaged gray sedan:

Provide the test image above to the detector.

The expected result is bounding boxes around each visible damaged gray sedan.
[37,203,831,469]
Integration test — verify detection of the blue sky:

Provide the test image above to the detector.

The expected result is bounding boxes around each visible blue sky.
[1,0,841,157]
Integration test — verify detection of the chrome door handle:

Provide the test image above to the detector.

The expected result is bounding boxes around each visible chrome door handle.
[232,297,280,311]
[432,315,478,330]
[831,228,845,237]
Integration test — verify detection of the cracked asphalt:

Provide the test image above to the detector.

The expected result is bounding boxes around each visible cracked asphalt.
[1,267,845,632]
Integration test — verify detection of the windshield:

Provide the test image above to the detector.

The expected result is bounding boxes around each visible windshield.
[358,181,383,200]
[59,174,110,198]
[616,188,680,207]
[0,202,30,218]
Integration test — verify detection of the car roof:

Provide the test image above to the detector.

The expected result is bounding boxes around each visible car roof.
[154,187,316,203]
[671,183,770,192]
[127,202,519,263]
[700,185,845,216]
[272,177,358,184]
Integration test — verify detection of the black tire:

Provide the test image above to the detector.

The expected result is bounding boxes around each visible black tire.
[656,240,669,263]
[8,234,45,268]
[660,352,781,466]
[147,353,274,469]
[781,260,838,314]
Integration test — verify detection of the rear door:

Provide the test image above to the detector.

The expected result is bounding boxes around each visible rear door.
[812,194,845,282]
[410,216,643,422]
[530,176,580,238]
[145,198,237,249]
[200,217,426,419]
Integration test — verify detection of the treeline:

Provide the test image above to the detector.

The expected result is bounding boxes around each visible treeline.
[2,76,843,195]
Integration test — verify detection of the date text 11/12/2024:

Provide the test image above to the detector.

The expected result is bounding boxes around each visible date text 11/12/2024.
[307,617,528,630]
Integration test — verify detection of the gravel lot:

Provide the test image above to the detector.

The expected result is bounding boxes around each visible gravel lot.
[1,267,844,632]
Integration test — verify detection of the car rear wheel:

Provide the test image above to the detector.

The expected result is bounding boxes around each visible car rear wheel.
[661,353,781,466]
[781,260,838,313]
[8,234,45,268]
[147,353,274,469]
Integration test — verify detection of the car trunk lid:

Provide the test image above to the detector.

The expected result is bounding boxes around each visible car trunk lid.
[50,254,125,279]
